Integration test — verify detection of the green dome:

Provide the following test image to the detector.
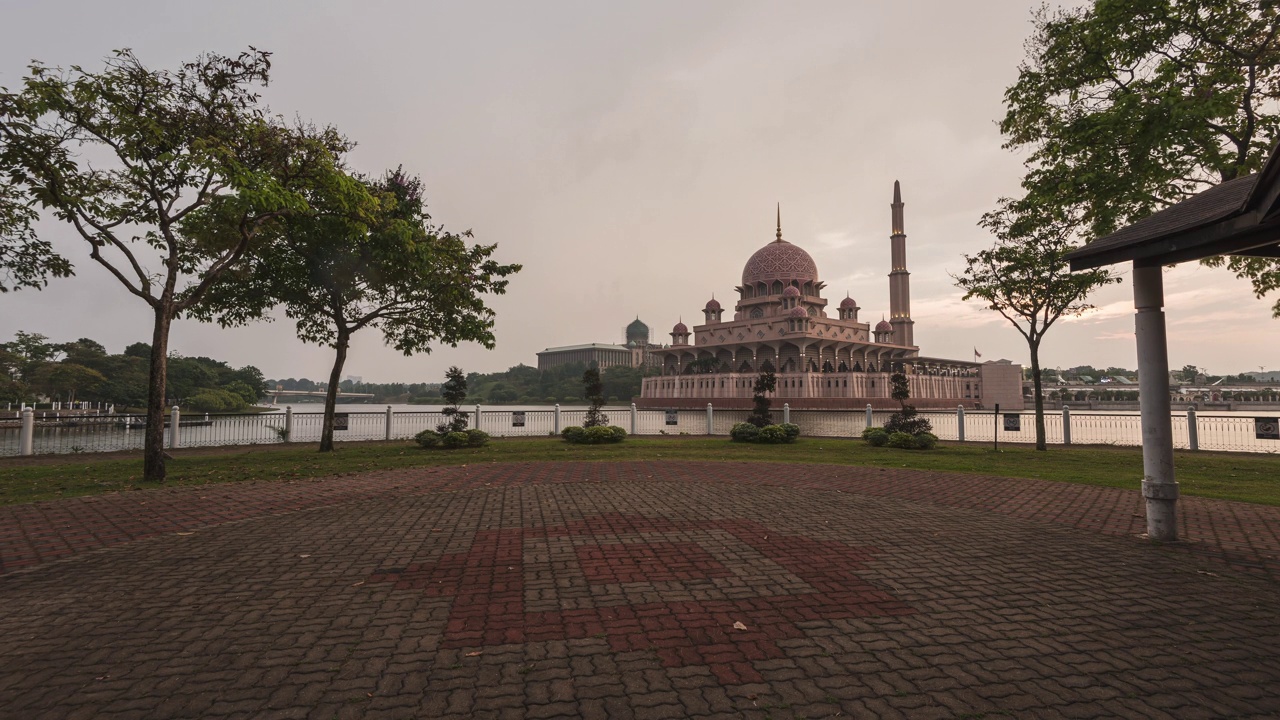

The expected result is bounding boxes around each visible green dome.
[626,318,649,345]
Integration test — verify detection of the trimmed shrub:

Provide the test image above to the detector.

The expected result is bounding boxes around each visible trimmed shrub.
[562,425,626,444]
[914,432,938,450]
[757,425,788,444]
[441,431,471,449]
[863,428,889,447]
[885,407,933,436]
[414,429,442,448]
[465,429,490,447]
[778,423,801,441]
[730,422,761,443]
[886,431,916,449]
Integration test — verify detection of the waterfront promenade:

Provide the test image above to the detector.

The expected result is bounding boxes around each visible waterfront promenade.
[2,460,1279,719]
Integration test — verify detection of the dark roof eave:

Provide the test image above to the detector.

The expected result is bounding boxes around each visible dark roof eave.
[1067,209,1280,270]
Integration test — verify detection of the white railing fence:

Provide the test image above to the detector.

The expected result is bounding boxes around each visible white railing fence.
[2,404,1276,457]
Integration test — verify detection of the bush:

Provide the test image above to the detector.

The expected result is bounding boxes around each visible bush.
[441,431,471,449]
[886,431,917,449]
[730,422,760,443]
[562,425,626,444]
[184,388,247,413]
[465,429,490,447]
[863,428,889,446]
[885,407,933,436]
[731,422,799,444]
[414,429,442,448]
[914,432,938,450]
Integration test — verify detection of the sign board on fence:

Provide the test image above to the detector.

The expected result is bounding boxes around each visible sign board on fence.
[333,413,349,431]
[511,411,525,427]
[1003,413,1021,432]
[665,410,678,426]
[1256,417,1280,440]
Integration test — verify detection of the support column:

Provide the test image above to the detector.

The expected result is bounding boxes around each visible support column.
[1134,262,1178,541]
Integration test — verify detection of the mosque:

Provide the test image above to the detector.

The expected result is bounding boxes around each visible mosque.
[637,183,1024,410]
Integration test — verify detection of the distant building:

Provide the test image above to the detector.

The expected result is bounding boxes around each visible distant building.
[639,184,1024,409]
[536,319,664,371]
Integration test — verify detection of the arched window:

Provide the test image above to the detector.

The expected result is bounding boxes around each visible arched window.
[749,306,764,319]
[771,281,783,295]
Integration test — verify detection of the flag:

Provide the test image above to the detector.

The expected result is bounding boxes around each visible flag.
[974,347,982,359]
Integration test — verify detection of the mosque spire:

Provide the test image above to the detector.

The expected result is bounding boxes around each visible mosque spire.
[776,203,783,242]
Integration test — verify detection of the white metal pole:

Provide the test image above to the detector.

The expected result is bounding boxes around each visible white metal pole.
[1133,262,1178,541]
[1062,405,1072,446]
[630,403,637,435]
[170,405,181,449]
[865,403,873,429]
[285,406,293,443]
[706,403,714,434]
[554,404,561,434]
[19,407,34,456]
[474,404,481,432]
[783,403,790,425]
[1187,407,1198,452]
[385,405,393,440]
[957,405,965,442]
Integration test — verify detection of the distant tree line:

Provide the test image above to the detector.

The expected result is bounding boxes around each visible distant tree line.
[0,331,266,411]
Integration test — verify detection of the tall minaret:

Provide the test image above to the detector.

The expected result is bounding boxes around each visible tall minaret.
[888,180,915,346]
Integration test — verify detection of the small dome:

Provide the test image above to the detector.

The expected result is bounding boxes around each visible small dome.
[839,296,858,309]
[788,307,809,318]
[875,319,892,332]
[672,321,688,334]
[704,298,721,310]
[781,285,801,298]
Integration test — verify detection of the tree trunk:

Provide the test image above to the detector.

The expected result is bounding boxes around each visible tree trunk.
[1030,341,1046,451]
[319,331,349,453]
[143,306,173,482]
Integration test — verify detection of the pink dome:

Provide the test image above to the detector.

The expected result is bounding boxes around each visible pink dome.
[789,307,809,318]
[704,298,721,310]
[875,319,892,332]
[839,296,858,309]
[781,285,801,298]
[742,239,819,286]
[672,321,688,334]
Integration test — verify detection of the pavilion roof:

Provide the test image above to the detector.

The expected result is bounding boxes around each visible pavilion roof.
[1067,142,1280,269]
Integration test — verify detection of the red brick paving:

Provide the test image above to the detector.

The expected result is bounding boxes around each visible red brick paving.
[1,460,1279,719]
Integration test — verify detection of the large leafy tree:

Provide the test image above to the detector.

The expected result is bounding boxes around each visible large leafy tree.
[1,177,71,292]
[204,168,520,452]
[999,0,1280,311]
[0,48,350,481]
[954,217,1120,450]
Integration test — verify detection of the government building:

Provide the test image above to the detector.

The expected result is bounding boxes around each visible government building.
[536,319,662,371]
[638,183,1024,409]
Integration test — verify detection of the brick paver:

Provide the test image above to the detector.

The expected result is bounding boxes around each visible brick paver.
[2,460,1279,718]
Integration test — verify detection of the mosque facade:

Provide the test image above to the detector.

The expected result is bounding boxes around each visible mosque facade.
[638,183,1024,409]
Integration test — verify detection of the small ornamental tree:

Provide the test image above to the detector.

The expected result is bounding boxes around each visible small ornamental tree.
[884,372,932,436]
[747,369,776,428]
[582,367,608,428]
[438,366,469,434]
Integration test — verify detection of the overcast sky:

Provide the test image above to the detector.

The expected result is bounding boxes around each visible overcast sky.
[2,0,1276,382]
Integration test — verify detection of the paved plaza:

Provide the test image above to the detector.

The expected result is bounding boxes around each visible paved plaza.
[2,460,1279,719]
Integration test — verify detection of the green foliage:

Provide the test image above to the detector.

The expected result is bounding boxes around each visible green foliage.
[560,425,626,444]
[914,432,939,450]
[582,367,608,428]
[997,1,1280,313]
[0,178,72,292]
[731,422,798,444]
[747,370,776,428]
[863,428,890,447]
[438,366,470,434]
[886,432,917,449]
[464,429,490,447]
[184,389,248,413]
[414,429,441,448]
[730,422,760,443]
[441,431,471,449]
[885,407,933,437]
[890,372,910,405]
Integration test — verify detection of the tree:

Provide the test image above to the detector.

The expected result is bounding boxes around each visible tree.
[582,367,607,428]
[438,366,469,435]
[0,177,72,292]
[954,220,1120,450]
[884,372,933,437]
[999,1,1280,313]
[202,167,519,451]
[746,370,776,428]
[25,362,106,402]
[0,48,350,481]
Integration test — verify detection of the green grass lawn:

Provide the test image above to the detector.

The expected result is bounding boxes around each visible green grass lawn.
[2,436,1278,507]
